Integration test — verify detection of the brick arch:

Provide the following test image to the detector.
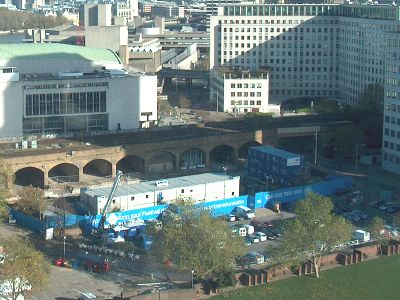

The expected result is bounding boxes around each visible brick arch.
[48,163,80,183]
[83,159,113,177]
[14,167,44,188]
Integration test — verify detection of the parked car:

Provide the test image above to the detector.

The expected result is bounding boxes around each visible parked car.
[386,206,399,214]
[352,210,368,220]
[378,205,388,212]
[343,212,360,222]
[261,229,276,240]
[249,234,260,244]
[225,214,236,222]
[254,231,267,242]
[244,236,252,246]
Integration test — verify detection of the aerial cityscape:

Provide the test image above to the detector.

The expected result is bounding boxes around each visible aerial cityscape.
[0,0,400,299]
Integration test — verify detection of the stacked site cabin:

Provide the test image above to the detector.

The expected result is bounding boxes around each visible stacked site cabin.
[80,173,240,214]
[248,146,304,187]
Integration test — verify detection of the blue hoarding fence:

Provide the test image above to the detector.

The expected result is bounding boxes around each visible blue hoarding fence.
[255,176,352,208]
[11,176,352,233]
[10,209,45,232]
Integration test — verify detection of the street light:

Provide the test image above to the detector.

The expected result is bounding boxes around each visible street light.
[63,235,66,258]
[314,131,319,165]
[223,166,228,199]
[355,144,365,173]
[191,269,195,289]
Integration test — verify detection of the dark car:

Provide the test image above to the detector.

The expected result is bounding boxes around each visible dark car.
[332,207,344,215]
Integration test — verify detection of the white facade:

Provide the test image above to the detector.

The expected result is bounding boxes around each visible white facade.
[382,32,400,175]
[80,173,241,214]
[85,26,129,52]
[210,67,270,114]
[0,44,157,138]
[210,4,400,105]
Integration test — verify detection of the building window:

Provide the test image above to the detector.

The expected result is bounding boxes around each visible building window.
[181,189,184,193]
[131,196,135,201]
[146,195,149,198]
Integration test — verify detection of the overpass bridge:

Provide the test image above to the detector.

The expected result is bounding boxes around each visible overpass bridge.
[3,116,352,188]
[157,68,209,80]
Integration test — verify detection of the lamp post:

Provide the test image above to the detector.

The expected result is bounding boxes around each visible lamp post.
[314,131,319,165]
[223,166,228,199]
[355,144,365,173]
[266,175,269,191]
[191,270,195,289]
[63,235,66,258]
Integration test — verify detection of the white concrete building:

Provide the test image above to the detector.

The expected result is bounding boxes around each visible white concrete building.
[210,4,400,105]
[382,32,400,175]
[0,43,157,138]
[210,67,275,114]
[80,173,240,214]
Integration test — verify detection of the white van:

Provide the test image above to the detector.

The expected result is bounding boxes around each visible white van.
[231,225,247,237]
[242,224,255,235]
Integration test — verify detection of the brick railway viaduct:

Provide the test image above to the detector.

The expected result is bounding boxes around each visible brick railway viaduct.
[2,118,349,188]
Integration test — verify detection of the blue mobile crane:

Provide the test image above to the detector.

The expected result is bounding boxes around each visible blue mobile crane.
[93,170,123,237]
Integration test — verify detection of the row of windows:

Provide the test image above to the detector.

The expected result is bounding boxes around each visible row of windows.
[23,114,109,134]
[383,140,400,152]
[384,103,400,112]
[222,27,337,33]
[384,128,400,138]
[230,100,262,106]
[23,82,108,90]
[383,152,400,164]
[25,91,107,117]
[384,115,400,125]
[230,92,262,97]
[230,83,262,88]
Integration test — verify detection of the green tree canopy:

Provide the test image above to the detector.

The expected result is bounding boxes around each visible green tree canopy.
[16,186,46,220]
[0,239,50,300]
[271,193,352,278]
[0,8,68,30]
[0,160,13,222]
[152,201,246,281]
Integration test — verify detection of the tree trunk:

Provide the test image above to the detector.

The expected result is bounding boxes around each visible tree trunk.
[313,257,320,278]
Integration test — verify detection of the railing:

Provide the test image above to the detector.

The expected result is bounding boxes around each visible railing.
[49,175,79,184]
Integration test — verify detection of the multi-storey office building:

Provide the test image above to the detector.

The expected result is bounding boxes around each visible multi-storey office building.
[383,32,400,175]
[210,67,273,114]
[210,4,400,104]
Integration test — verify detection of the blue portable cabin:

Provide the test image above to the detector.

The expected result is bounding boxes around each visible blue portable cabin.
[248,146,304,187]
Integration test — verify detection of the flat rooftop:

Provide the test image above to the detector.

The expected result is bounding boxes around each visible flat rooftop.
[83,172,235,198]
[250,146,300,159]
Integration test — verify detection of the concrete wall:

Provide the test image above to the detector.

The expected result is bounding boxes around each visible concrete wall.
[85,26,128,52]
[0,81,23,137]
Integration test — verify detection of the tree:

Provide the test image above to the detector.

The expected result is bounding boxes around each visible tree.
[15,186,46,220]
[0,160,13,223]
[152,201,246,282]
[392,212,400,228]
[272,193,352,278]
[357,83,384,113]
[330,126,365,158]
[0,239,50,300]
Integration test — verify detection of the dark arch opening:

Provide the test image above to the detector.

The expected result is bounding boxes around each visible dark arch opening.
[148,151,176,173]
[209,145,235,164]
[83,159,112,177]
[117,155,145,174]
[14,167,44,188]
[238,141,262,159]
[48,163,79,183]
[180,148,205,169]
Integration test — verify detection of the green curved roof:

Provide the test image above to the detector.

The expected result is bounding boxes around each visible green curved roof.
[0,43,121,64]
